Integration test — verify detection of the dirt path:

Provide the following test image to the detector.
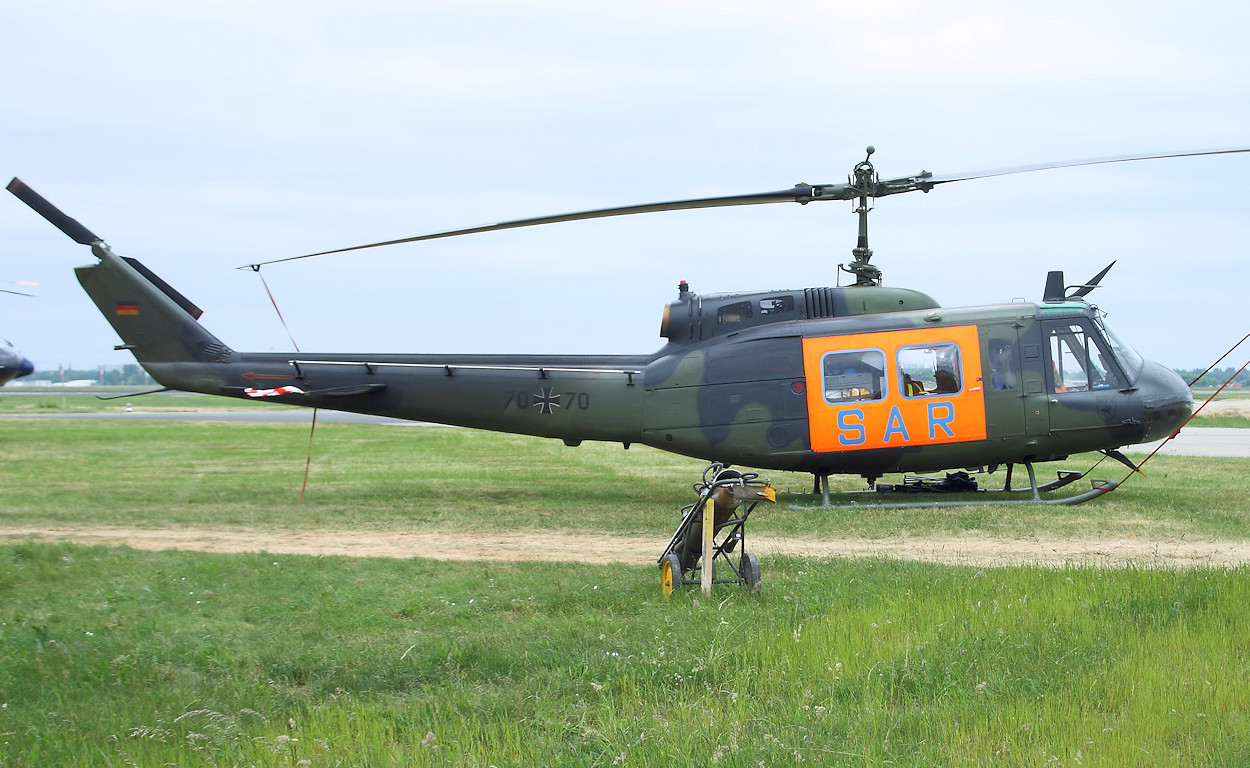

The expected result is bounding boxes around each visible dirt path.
[1204,399,1250,417]
[3,525,1248,568]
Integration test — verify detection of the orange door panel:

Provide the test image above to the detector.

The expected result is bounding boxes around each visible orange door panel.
[802,326,987,453]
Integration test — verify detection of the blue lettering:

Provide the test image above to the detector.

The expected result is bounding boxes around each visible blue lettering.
[928,401,955,438]
[883,406,910,443]
[837,409,866,446]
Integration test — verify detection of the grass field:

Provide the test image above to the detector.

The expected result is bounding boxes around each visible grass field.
[2,417,1249,765]
[4,543,1249,766]
[1,419,1247,542]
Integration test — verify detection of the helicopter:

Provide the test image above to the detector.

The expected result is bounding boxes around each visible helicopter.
[0,282,36,386]
[0,339,34,386]
[6,148,1233,504]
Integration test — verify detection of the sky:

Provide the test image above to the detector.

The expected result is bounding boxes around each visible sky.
[2,0,1249,372]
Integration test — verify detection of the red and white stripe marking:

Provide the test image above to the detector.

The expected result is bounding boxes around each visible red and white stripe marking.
[244,386,307,398]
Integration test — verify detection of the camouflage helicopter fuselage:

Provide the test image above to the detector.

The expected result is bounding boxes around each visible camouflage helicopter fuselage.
[76,241,1192,483]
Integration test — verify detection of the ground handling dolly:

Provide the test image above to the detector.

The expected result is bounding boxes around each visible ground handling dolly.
[659,463,776,595]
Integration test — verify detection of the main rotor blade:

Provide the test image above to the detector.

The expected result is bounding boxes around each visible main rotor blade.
[245,184,854,268]
[6,178,100,245]
[243,145,1249,269]
[0,281,37,298]
[927,146,1250,185]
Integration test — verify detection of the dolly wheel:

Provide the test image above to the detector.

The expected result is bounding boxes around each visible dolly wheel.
[661,553,684,596]
[741,552,761,592]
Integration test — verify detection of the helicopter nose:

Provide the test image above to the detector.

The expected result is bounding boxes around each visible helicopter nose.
[1138,361,1193,441]
[19,357,33,378]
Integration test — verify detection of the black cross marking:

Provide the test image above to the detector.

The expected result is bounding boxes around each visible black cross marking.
[532,386,561,414]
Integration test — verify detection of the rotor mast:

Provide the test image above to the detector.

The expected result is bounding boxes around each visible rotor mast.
[843,145,882,286]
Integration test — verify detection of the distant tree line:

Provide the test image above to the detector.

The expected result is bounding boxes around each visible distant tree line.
[1174,367,1249,389]
[30,364,156,386]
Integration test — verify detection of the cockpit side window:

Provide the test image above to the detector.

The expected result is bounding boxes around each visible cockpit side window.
[1048,323,1121,393]
[821,348,886,404]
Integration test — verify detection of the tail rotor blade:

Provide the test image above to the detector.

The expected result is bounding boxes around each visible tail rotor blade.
[6,178,100,246]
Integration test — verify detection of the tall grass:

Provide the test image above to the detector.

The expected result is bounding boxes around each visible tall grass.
[1,543,1247,765]
[2,418,1249,764]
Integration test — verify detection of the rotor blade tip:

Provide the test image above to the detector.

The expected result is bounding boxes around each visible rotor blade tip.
[6,178,101,246]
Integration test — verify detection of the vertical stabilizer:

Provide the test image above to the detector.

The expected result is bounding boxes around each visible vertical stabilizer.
[7,178,234,382]
[76,243,233,366]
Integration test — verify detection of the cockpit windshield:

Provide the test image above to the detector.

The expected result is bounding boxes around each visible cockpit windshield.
[1095,317,1144,384]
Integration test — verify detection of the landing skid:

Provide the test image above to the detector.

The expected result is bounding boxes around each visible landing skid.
[794,460,1118,510]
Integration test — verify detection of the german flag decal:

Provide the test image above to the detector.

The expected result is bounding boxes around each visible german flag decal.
[115,301,139,316]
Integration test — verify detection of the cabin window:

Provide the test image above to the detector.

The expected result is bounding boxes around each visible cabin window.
[821,349,886,404]
[1048,323,1119,393]
[717,301,752,326]
[759,295,794,315]
[897,343,963,397]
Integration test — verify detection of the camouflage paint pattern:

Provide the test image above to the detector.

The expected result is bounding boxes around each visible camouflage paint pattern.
[74,242,1194,481]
